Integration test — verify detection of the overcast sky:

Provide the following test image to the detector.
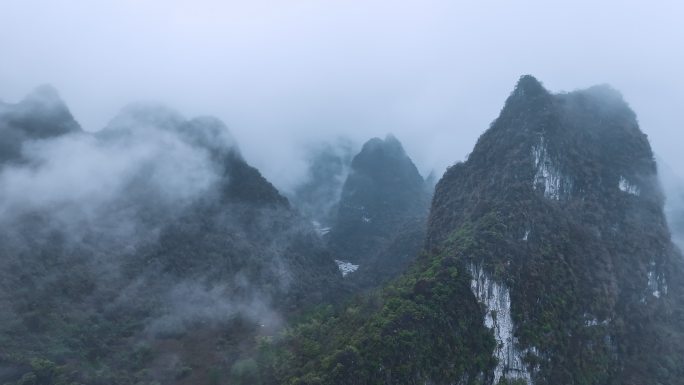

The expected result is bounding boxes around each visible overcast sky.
[1,0,683,191]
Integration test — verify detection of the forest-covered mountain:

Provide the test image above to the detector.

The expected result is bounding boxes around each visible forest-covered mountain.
[0,87,343,385]
[326,135,432,286]
[3,76,684,385]
[267,76,684,385]
[426,75,684,384]
[0,85,81,164]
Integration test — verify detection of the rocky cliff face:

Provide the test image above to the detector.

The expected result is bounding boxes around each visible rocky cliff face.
[428,75,684,384]
[272,76,684,385]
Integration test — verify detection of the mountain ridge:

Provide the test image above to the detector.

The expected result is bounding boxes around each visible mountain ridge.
[270,75,684,385]
[0,88,342,385]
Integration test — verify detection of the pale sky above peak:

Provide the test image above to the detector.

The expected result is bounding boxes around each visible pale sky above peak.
[1,0,683,191]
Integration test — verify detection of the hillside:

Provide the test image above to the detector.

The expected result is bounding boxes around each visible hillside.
[327,135,432,286]
[269,76,684,385]
[0,85,81,164]
[0,90,342,385]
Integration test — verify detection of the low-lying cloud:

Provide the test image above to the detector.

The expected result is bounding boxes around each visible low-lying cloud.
[144,281,282,337]
[0,98,290,343]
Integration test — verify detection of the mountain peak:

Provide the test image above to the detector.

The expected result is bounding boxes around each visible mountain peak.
[0,84,81,141]
[487,75,553,137]
[426,78,683,383]
[383,132,400,145]
[23,84,63,105]
[106,102,185,132]
[352,135,415,181]
[512,74,548,98]
[18,84,74,121]
[329,134,429,274]
[358,134,407,161]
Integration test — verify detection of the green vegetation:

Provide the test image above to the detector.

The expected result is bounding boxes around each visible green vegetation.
[4,77,684,385]
[0,94,344,385]
[327,135,432,288]
[257,76,684,385]
[258,219,497,385]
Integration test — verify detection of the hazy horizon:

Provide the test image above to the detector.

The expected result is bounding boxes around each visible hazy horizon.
[2,0,683,192]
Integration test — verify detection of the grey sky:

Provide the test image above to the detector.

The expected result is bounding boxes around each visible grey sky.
[1,0,683,191]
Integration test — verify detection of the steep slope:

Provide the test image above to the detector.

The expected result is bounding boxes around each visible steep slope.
[328,135,431,284]
[270,76,684,385]
[101,103,339,307]
[0,96,342,385]
[426,75,684,384]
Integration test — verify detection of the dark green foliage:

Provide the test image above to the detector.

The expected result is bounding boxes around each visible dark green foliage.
[0,95,343,384]
[4,77,684,385]
[427,75,684,384]
[1,358,79,385]
[264,220,497,384]
[221,151,290,207]
[266,75,684,385]
[230,358,259,384]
